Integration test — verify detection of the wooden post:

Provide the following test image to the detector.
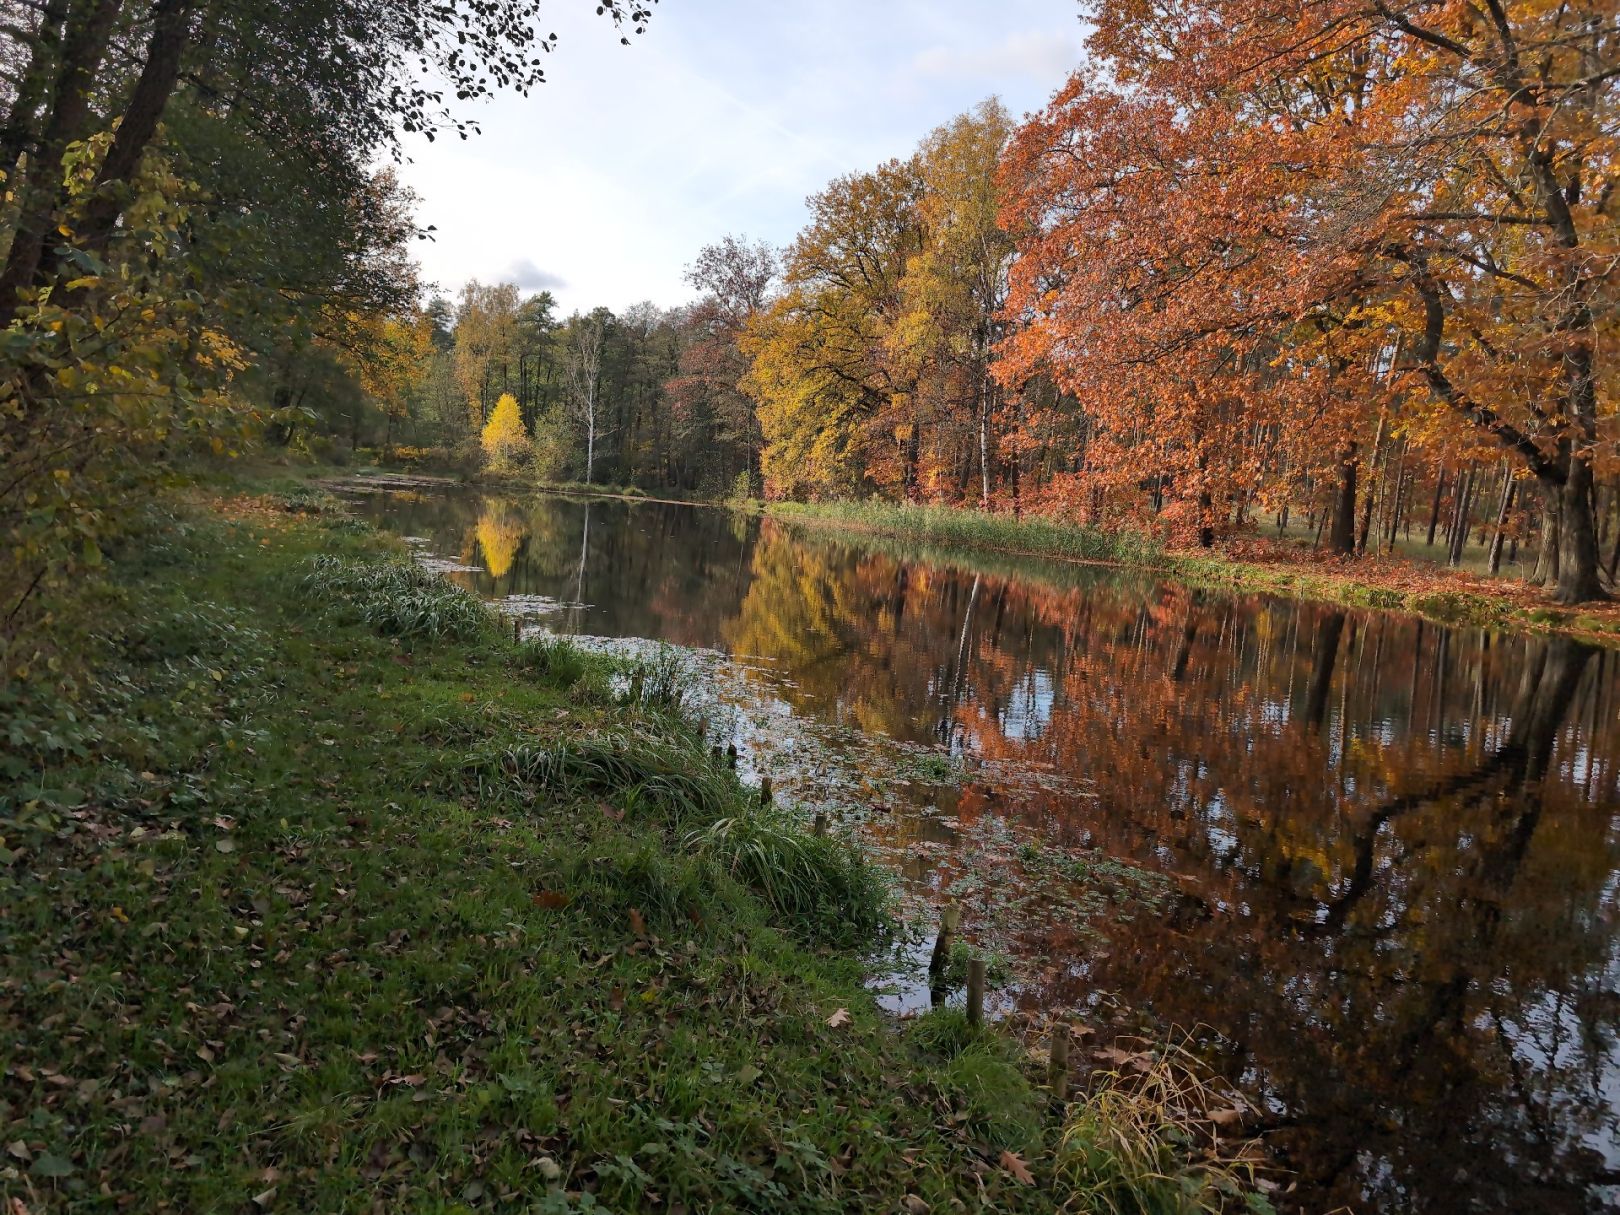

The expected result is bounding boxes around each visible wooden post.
[759,777,773,806]
[1048,1022,1071,1101]
[725,742,738,769]
[711,744,723,764]
[512,618,521,644]
[966,957,986,1027]
[812,812,828,837]
[927,904,961,979]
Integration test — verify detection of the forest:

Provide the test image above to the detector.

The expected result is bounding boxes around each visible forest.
[266,5,1620,609]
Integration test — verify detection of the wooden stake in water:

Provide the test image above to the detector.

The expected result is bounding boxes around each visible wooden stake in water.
[812,812,828,837]
[1048,1022,1071,1101]
[726,742,739,769]
[512,618,521,644]
[966,957,986,1027]
[927,903,961,980]
[759,776,773,806]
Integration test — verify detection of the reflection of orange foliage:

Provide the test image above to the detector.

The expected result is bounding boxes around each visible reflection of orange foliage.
[727,519,1620,1208]
[475,501,527,578]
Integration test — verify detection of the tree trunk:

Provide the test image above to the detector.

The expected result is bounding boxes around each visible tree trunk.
[1356,414,1386,554]
[977,374,992,512]
[1532,486,1560,587]
[1385,465,1408,552]
[1488,473,1516,576]
[76,0,197,255]
[1553,456,1605,603]
[0,0,125,325]
[1328,447,1357,555]
[1426,469,1447,547]
[0,0,70,180]
[903,418,921,500]
[1448,467,1475,567]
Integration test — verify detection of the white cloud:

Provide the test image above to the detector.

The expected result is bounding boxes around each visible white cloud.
[501,258,568,293]
[396,0,1084,313]
[910,30,1081,83]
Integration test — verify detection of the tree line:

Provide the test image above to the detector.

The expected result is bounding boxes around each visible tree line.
[3,0,1616,645]
[393,15,1616,604]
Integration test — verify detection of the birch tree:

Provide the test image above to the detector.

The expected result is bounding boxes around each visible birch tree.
[564,310,607,484]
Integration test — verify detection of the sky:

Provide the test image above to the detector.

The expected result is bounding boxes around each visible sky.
[395,0,1087,315]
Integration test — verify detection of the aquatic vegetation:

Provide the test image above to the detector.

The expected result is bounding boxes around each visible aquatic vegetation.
[624,642,690,708]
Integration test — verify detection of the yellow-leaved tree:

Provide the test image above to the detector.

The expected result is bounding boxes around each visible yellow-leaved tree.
[480,393,529,469]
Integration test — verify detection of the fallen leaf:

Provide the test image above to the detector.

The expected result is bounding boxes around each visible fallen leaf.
[999,1149,1034,1185]
[627,908,647,938]
[599,802,625,822]
[825,1008,851,1028]
[214,838,235,854]
[531,890,571,910]
[30,1152,74,1179]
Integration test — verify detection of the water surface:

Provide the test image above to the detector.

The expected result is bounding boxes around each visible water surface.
[343,484,1620,1214]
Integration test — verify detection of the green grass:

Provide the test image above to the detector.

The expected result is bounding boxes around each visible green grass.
[0,493,1265,1212]
[768,499,1164,566]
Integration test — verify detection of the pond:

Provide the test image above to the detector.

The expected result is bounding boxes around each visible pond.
[340,481,1620,1214]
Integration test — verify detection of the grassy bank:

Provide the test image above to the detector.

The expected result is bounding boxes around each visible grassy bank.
[766,500,1165,568]
[1,491,1264,1212]
[763,498,1620,645]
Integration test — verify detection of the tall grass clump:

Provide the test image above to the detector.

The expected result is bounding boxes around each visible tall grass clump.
[478,733,740,829]
[1057,1042,1273,1215]
[769,500,1164,566]
[624,642,689,708]
[689,812,891,948]
[510,633,606,688]
[272,482,346,515]
[301,555,492,642]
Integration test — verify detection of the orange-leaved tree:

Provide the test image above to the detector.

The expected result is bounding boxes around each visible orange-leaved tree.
[1002,0,1618,598]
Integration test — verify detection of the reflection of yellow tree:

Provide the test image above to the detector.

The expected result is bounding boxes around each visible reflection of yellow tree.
[475,500,527,579]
